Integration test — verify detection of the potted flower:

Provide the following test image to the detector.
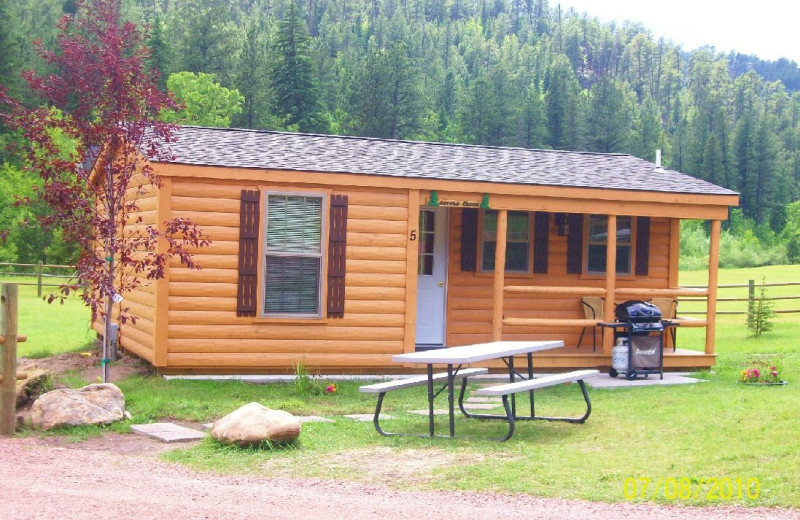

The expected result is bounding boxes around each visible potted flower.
[739,358,787,385]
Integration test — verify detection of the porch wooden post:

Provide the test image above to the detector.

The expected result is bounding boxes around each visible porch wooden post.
[603,215,617,354]
[668,219,681,288]
[492,210,508,342]
[705,219,721,355]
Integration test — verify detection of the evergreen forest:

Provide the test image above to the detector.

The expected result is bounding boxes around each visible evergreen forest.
[2,0,800,268]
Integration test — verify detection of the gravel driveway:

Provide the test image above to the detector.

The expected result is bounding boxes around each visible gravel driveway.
[2,436,798,520]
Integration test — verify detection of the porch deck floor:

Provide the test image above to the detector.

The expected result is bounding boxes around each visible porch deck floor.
[544,347,708,356]
[519,346,714,371]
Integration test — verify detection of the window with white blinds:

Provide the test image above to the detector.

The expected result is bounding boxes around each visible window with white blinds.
[264,194,324,316]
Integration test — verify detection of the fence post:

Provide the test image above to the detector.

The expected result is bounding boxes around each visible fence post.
[37,261,43,297]
[747,279,755,324]
[1,284,19,435]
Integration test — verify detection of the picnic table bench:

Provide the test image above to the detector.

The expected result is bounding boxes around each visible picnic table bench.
[469,369,600,441]
[359,367,489,437]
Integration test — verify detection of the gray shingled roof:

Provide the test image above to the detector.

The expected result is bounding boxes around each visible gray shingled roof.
[156,126,737,197]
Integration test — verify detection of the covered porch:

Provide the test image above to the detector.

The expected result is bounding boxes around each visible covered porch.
[414,190,728,371]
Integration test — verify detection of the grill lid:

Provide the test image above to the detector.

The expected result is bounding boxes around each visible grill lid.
[615,300,662,322]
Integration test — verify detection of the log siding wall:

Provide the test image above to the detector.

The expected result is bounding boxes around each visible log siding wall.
[161,179,410,371]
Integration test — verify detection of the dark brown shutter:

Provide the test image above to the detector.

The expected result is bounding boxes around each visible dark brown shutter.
[635,216,651,276]
[460,208,479,272]
[533,212,549,274]
[327,194,348,318]
[566,213,584,274]
[237,190,260,317]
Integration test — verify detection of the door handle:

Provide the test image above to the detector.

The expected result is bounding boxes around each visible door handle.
[437,281,444,287]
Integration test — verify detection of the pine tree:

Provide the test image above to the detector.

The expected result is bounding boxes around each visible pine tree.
[350,41,423,140]
[544,54,582,150]
[270,0,327,133]
[519,81,546,148]
[172,0,237,81]
[747,278,775,337]
[147,14,171,92]
[631,93,667,161]
[0,0,20,100]
[233,19,271,129]
[587,76,633,153]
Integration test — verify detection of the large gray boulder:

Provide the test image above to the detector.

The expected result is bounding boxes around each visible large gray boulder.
[211,402,301,447]
[30,383,125,431]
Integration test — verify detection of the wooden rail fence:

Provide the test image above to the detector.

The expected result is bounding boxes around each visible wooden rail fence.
[0,262,78,297]
[680,280,800,317]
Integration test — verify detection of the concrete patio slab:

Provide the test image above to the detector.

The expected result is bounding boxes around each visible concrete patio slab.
[131,423,206,443]
[586,372,708,389]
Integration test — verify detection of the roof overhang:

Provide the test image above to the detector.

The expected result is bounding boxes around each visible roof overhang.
[154,162,738,220]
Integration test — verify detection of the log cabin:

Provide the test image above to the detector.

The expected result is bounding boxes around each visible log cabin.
[102,126,739,374]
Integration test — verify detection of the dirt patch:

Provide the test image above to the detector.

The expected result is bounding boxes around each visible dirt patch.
[18,346,153,385]
[321,447,468,485]
[31,430,198,457]
[260,446,480,486]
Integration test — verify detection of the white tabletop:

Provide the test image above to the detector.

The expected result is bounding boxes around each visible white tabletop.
[392,340,564,365]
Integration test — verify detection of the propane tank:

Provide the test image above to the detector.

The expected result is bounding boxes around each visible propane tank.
[612,337,629,372]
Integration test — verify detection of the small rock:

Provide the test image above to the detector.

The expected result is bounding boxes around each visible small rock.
[30,383,125,431]
[211,402,301,447]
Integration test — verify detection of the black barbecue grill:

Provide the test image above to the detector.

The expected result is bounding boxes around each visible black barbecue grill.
[602,300,675,380]
[615,300,664,334]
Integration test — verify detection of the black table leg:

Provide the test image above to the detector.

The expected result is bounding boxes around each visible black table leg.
[447,364,455,437]
[427,363,435,437]
[508,355,517,418]
[527,351,535,418]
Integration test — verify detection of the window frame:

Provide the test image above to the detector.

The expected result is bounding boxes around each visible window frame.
[417,209,436,276]
[478,209,533,274]
[260,190,328,319]
[585,214,635,276]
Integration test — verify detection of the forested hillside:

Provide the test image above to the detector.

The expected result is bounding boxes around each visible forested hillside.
[2,0,800,266]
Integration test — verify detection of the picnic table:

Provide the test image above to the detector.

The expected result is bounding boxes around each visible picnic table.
[360,340,599,441]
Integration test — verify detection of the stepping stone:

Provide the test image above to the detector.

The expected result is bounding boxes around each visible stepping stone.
[131,422,206,443]
[344,413,393,422]
[465,396,501,403]
[462,403,501,410]
[297,416,335,423]
[408,409,450,416]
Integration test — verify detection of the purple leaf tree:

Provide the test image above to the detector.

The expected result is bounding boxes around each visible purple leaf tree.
[0,0,208,382]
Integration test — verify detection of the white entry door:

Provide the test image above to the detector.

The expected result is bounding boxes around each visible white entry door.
[415,208,448,346]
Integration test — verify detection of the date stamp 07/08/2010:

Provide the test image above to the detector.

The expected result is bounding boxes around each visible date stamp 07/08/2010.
[623,477,760,501]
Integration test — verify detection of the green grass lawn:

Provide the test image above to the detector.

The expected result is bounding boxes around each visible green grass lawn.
[2,279,94,358]
[8,267,800,507]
